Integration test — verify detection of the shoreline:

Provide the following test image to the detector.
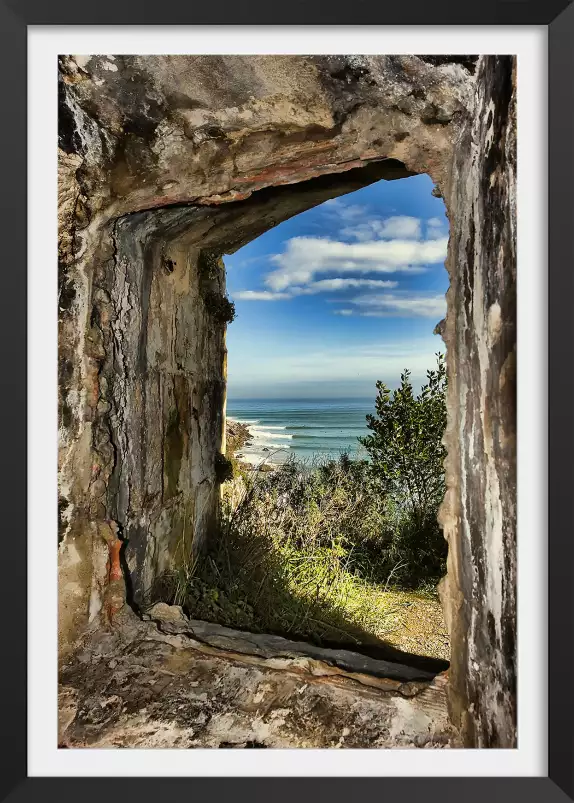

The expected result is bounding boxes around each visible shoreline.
[226,399,371,468]
[225,401,371,469]
[225,418,280,472]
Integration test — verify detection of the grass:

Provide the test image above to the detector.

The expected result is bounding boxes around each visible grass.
[154,457,449,661]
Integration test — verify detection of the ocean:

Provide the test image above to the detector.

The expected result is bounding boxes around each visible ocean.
[226,398,374,466]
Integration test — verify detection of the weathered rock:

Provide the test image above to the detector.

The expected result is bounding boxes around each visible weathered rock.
[143,601,187,622]
[57,55,516,748]
[225,419,251,457]
[59,610,456,749]
[144,609,447,683]
[58,55,472,215]
[439,56,516,748]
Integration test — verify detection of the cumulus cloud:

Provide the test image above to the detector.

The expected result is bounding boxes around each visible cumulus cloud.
[323,202,422,238]
[336,292,447,319]
[265,236,446,291]
[231,209,449,320]
[322,200,446,241]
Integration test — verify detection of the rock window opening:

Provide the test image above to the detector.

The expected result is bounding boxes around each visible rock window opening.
[147,171,452,678]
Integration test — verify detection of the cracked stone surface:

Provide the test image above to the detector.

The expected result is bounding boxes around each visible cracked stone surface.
[438,56,517,748]
[59,608,456,749]
[141,602,449,683]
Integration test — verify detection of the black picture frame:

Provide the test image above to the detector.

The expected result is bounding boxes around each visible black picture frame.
[3,2,572,801]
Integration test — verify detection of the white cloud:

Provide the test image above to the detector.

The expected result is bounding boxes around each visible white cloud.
[300,278,398,293]
[381,216,422,238]
[233,278,399,301]
[332,203,370,222]
[233,290,291,301]
[233,289,446,321]
[342,292,447,319]
[342,215,422,242]
[266,236,446,291]
[322,198,370,222]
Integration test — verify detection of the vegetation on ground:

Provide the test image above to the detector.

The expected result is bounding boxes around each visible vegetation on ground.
[158,354,449,659]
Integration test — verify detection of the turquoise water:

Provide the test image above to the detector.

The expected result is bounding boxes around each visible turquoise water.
[226,398,374,466]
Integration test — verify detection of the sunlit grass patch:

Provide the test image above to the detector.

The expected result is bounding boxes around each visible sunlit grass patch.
[156,455,449,660]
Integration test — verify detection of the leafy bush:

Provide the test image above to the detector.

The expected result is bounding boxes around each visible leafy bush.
[360,352,448,584]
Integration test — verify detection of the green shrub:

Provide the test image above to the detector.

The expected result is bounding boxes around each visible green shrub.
[157,455,390,644]
[360,352,448,583]
[197,249,236,324]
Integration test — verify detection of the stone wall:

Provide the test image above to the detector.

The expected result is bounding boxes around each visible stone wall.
[58,54,516,747]
[439,56,517,748]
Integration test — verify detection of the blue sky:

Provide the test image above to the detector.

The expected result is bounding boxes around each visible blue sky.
[224,174,449,399]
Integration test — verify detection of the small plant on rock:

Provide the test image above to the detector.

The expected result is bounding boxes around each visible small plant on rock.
[197,249,222,281]
[203,291,236,324]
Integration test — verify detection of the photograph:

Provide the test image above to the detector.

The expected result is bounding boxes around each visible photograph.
[56,53,517,750]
